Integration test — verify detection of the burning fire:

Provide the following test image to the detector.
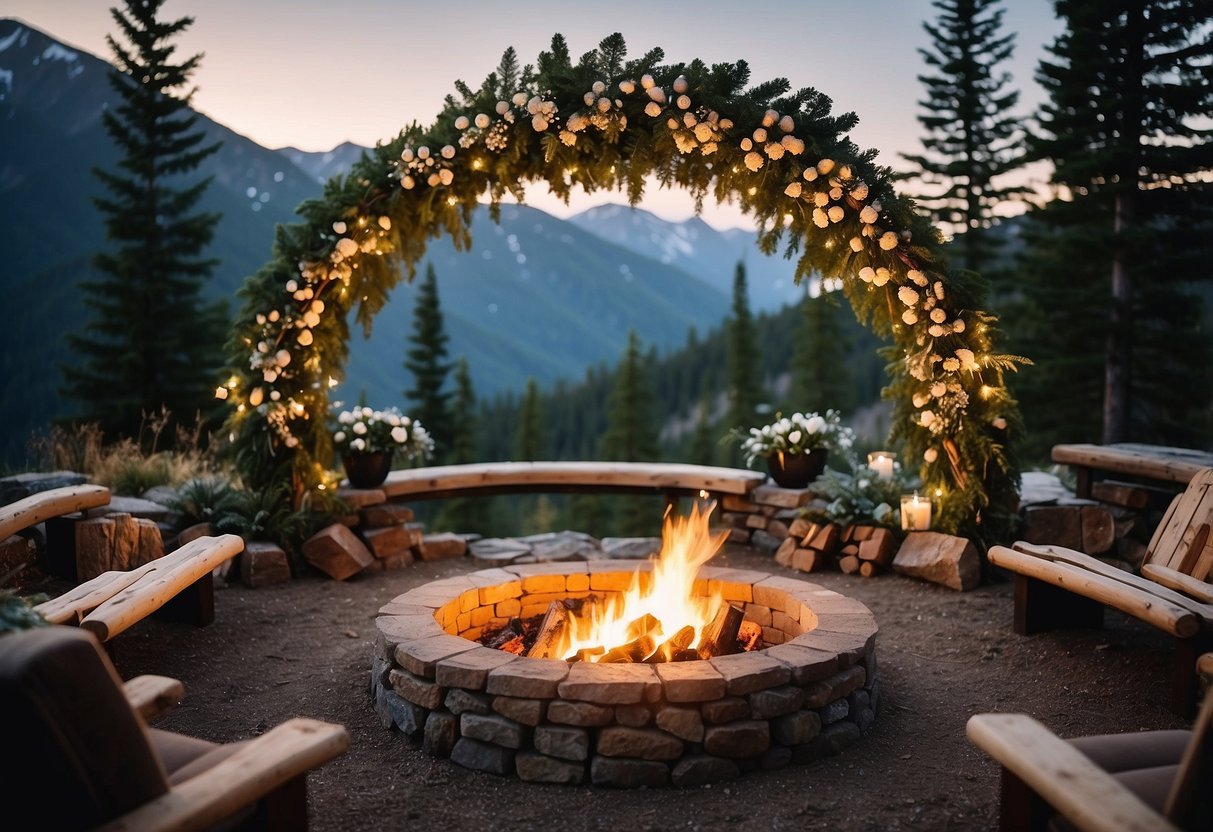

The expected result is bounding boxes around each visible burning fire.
[560,501,728,663]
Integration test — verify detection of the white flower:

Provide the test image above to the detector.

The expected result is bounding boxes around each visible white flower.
[784,182,803,199]
[647,86,666,104]
[851,181,869,200]
[644,101,662,117]
[619,79,636,94]
[898,286,919,307]
[850,237,864,252]
[879,232,899,250]
[391,426,408,444]
[778,114,795,133]
[454,116,469,130]
[673,75,688,93]
[788,430,802,445]
[817,158,836,175]
[806,415,825,434]
[352,421,368,435]
[924,447,939,463]
[860,205,879,224]
[333,430,346,443]
[350,437,366,452]
[744,151,765,171]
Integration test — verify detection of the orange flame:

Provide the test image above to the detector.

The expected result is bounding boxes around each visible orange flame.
[560,502,728,662]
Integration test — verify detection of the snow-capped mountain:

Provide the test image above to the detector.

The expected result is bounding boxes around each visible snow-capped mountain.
[276,141,370,184]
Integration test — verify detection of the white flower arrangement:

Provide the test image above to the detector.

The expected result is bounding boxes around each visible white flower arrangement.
[331,405,433,461]
[736,409,855,468]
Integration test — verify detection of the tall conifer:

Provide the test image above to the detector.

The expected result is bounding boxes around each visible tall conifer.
[1012,0,1213,448]
[436,357,481,533]
[725,263,764,463]
[903,0,1026,273]
[404,263,453,456]
[600,330,658,463]
[788,288,852,415]
[514,378,545,460]
[64,0,225,440]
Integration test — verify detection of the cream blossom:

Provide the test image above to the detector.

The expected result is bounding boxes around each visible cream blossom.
[851,181,869,200]
[860,205,879,224]
[618,79,636,94]
[817,158,836,175]
[924,447,939,463]
[644,102,662,117]
[898,286,919,307]
[879,231,899,250]
[784,182,803,198]
[673,75,688,93]
[744,151,765,171]
[849,237,864,252]
[812,208,829,228]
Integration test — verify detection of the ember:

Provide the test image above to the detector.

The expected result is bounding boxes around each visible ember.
[477,503,764,662]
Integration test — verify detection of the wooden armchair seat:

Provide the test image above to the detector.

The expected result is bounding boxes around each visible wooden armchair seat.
[0,626,348,831]
[989,468,1213,715]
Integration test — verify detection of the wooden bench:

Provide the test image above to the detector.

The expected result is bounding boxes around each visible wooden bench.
[377,461,768,504]
[1052,443,1213,502]
[0,483,111,541]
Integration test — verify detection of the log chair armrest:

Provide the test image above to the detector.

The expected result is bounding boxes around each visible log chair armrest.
[96,718,350,832]
[123,675,184,722]
[987,545,1202,638]
[966,713,1179,832]
[0,483,111,540]
[1141,564,1213,605]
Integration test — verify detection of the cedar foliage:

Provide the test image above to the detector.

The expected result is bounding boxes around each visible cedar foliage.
[64,0,225,441]
[1008,0,1213,455]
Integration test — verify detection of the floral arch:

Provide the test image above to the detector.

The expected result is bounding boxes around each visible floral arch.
[221,34,1024,540]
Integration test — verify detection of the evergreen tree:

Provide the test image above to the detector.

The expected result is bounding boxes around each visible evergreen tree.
[724,262,764,464]
[1012,0,1213,449]
[404,263,453,456]
[788,287,853,415]
[687,387,718,466]
[903,0,1026,274]
[514,378,545,460]
[63,0,225,441]
[600,330,659,463]
[435,357,480,533]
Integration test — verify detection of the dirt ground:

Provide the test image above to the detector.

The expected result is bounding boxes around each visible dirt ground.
[106,544,1188,832]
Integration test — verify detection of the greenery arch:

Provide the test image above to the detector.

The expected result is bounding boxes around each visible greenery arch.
[222,33,1024,540]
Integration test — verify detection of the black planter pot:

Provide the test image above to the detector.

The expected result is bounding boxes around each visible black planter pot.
[766,449,827,489]
[342,452,392,489]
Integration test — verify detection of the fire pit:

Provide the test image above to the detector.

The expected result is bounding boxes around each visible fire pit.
[371,509,879,787]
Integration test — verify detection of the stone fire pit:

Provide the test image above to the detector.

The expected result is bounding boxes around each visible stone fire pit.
[371,561,879,787]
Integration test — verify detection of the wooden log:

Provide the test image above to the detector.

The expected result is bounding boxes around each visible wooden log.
[697,603,744,659]
[79,535,244,641]
[1022,506,1084,552]
[123,675,185,722]
[1091,480,1151,509]
[76,516,118,581]
[774,536,796,567]
[600,632,658,663]
[839,543,860,557]
[989,545,1201,639]
[1080,506,1116,555]
[838,555,861,575]
[33,565,152,625]
[737,620,762,651]
[807,523,841,554]
[787,517,813,539]
[859,561,880,578]
[0,483,110,541]
[1051,443,1213,487]
[857,527,897,566]
[791,548,827,573]
[526,601,571,659]
[648,625,695,663]
[1198,652,1213,681]
[1141,564,1213,604]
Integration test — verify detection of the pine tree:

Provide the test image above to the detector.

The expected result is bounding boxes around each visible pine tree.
[788,287,853,415]
[687,388,718,466]
[1013,0,1213,448]
[903,0,1027,274]
[725,262,764,462]
[600,330,658,463]
[404,263,453,457]
[514,378,545,460]
[434,357,480,533]
[63,0,225,441]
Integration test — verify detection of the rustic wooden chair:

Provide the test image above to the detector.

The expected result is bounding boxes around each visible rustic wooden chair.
[0,625,349,831]
[967,657,1213,832]
[988,467,1213,715]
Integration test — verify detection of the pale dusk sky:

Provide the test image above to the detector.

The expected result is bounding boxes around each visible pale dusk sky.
[7,0,1062,228]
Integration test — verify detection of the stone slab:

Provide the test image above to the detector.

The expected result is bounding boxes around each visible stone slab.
[558,662,660,705]
[748,685,805,719]
[534,725,590,761]
[435,646,517,688]
[515,751,586,784]
[654,660,728,703]
[395,634,481,678]
[493,695,546,727]
[671,754,740,787]
[892,531,981,591]
[709,651,792,696]
[450,737,514,776]
[422,710,457,757]
[590,756,670,788]
[486,658,569,699]
[701,696,750,724]
[764,643,842,685]
[546,700,614,727]
[461,712,527,748]
[597,726,684,761]
[389,667,444,710]
[418,532,467,561]
[703,720,771,759]
[655,706,704,742]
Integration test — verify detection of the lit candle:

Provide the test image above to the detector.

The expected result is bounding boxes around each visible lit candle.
[867,451,895,481]
[900,493,932,531]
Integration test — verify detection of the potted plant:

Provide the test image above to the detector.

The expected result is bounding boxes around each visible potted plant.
[332,406,433,489]
[735,409,855,488]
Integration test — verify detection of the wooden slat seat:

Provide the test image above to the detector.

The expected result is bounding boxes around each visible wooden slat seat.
[990,467,1213,715]
[377,461,767,501]
[1052,443,1213,499]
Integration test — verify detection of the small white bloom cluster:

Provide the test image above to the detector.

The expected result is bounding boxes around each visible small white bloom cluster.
[740,108,804,171]
[399,144,457,190]
[738,409,854,468]
[332,405,433,460]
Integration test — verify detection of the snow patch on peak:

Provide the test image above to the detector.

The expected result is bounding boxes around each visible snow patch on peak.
[0,26,25,54]
[0,68,12,95]
[41,43,78,63]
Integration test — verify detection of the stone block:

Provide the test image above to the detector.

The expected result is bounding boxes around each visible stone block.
[748,685,805,719]
[751,484,814,508]
[700,696,750,724]
[515,751,586,784]
[417,532,467,561]
[534,725,590,761]
[892,531,981,591]
[709,651,792,696]
[671,754,740,787]
[802,666,867,709]
[558,661,660,705]
[423,710,457,757]
[450,737,515,776]
[461,712,527,748]
[493,695,546,727]
[751,529,781,553]
[703,721,770,759]
[434,647,517,689]
[394,634,480,678]
[655,706,704,742]
[764,643,841,685]
[377,614,444,648]
[360,502,415,528]
[614,704,652,728]
[821,720,862,754]
[597,726,684,761]
[239,541,291,588]
[302,523,373,580]
[726,528,751,545]
[361,525,415,559]
[590,756,670,788]
[377,687,427,736]
[444,688,491,716]
[547,700,614,727]
[485,657,569,699]
[655,660,727,703]
[819,698,850,725]
[600,537,661,559]
[772,710,822,746]
[389,667,445,710]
